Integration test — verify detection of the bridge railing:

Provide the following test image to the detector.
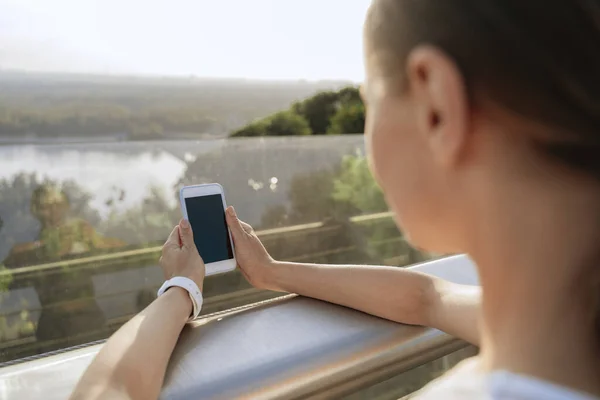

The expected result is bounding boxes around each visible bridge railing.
[0,211,430,363]
[0,255,480,400]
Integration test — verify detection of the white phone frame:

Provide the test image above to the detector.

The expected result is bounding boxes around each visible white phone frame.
[179,183,236,276]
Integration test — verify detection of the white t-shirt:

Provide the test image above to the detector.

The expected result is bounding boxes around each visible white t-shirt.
[413,357,599,400]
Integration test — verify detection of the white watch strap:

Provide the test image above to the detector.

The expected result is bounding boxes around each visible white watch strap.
[157,277,203,321]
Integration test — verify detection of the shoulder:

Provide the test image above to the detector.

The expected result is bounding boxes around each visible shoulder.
[412,357,490,399]
[488,371,599,400]
[413,357,598,400]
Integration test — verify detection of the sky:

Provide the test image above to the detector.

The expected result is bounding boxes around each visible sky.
[0,0,371,81]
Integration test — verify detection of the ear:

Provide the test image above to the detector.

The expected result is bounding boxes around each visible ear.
[405,45,470,168]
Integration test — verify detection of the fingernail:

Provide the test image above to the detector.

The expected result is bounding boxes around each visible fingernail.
[180,219,190,229]
[228,207,236,217]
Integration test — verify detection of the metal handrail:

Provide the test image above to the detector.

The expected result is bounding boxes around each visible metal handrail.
[0,255,479,400]
[0,212,402,362]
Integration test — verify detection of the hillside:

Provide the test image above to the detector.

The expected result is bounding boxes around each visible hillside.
[230,86,365,137]
[0,70,351,141]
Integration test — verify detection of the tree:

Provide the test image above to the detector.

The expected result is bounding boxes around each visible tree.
[327,102,365,135]
[230,85,364,137]
[330,153,428,264]
[292,91,340,134]
[331,152,386,213]
[285,169,340,223]
[0,173,101,263]
[264,111,311,136]
[337,86,362,105]
[230,111,311,137]
[230,120,268,137]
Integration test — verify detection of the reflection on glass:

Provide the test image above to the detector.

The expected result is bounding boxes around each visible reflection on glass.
[4,184,124,267]
[2,184,126,354]
[0,137,429,364]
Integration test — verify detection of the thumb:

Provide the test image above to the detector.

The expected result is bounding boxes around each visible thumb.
[226,206,245,240]
[178,219,195,249]
[164,225,181,249]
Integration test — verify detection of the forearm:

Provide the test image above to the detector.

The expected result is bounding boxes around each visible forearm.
[429,279,481,345]
[273,262,437,327]
[272,261,481,345]
[70,288,191,400]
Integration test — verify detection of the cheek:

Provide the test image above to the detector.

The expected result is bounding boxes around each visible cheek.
[364,104,398,186]
[365,102,441,250]
[366,102,415,199]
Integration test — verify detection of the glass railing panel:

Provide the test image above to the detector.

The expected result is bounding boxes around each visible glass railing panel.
[0,136,431,363]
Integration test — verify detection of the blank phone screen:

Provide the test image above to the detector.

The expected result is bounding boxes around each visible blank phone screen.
[185,194,233,264]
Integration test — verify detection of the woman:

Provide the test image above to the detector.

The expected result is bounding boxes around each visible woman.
[71,0,600,399]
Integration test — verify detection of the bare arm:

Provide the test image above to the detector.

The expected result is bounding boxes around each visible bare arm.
[427,279,481,345]
[70,288,191,400]
[70,220,205,400]
[226,207,481,345]
[274,262,481,345]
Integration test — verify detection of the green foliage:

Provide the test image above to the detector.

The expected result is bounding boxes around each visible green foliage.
[265,111,311,136]
[327,102,366,134]
[337,86,362,104]
[0,264,13,292]
[0,174,178,267]
[231,111,310,137]
[260,151,385,229]
[292,91,341,134]
[232,86,365,137]
[0,173,102,263]
[332,152,387,213]
[285,169,341,222]
[230,120,269,137]
[329,153,423,264]
[257,151,425,266]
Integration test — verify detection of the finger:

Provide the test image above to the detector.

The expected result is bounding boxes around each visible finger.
[178,219,195,250]
[226,206,246,240]
[240,221,253,234]
[164,225,180,249]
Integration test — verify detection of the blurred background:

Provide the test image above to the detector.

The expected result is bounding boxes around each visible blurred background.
[0,1,458,397]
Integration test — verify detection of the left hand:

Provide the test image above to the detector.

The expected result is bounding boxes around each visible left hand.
[159,219,206,292]
[225,206,279,291]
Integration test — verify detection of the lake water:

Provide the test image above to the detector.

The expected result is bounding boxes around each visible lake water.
[0,136,365,261]
[1,142,189,214]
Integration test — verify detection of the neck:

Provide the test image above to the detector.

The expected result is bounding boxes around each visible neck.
[468,173,600,396]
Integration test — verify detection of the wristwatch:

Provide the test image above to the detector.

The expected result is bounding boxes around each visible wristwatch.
[157,276,203,321]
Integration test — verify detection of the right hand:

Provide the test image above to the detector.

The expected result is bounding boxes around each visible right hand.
[159,219,206,292]
[225,206,280,291]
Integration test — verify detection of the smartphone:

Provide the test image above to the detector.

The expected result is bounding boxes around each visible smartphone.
[179,183,236,276]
